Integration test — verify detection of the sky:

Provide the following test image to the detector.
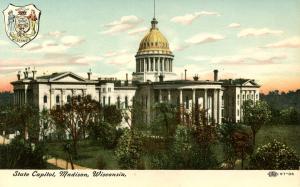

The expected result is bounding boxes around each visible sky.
[0,0,300,93]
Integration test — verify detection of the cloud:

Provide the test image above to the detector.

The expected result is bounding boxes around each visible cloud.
[101,15,143,35]
[238,28,283,37]
[264,37,300,48]
[170,11,220,25]
[127,27,148,35]
[188,48,287,65]
[23,34,85,53]
[185,33,225,45]
[104,50,135,65]
[228,23,241,28]
[60,35,85,46]
[74,56,103,63]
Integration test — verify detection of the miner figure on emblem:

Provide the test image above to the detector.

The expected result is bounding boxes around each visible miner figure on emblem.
[7,10,15,35]
[27,9,37,35]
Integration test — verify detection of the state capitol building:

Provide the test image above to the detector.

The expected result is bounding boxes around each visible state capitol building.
[11,16,260,125]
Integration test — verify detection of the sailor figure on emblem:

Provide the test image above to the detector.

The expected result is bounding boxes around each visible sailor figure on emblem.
[7,10,15,34]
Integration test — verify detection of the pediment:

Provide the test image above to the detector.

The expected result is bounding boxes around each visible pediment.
[242,80,258,86]
[50,72,86,82]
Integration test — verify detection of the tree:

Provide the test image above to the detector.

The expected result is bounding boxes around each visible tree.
[249,139,300,169]
[0,138,47,169]
[242,100,271,145]
[11,105,40,142]
[103,105,122,125]
[50,96,99,156]
[115,128,143,169]
[151,102,179,139]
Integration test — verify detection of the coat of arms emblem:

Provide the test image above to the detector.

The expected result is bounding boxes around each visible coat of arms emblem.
[3,4,41,47]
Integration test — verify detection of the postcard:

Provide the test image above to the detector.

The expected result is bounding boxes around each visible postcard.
[0,0,299,187]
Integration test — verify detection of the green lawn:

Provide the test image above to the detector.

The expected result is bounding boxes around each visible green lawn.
[46,125,300,169]
[46,140,118,169]
[255,124,300,154]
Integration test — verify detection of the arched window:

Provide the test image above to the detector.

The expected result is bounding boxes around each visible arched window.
[56,95,60,104]
[67,95,71,103]
[43,95,47,104]
[125,96,128,108]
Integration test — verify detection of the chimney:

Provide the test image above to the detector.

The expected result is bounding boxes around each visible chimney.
[23,68,28,79]
[87,69,92,80]
[32,70,37,80]
[193,74,199,81]
[125,73,129,86]
[17,71,21,80]
[213,69,218,81]
[184,69,187,80]
[159,74,164,82]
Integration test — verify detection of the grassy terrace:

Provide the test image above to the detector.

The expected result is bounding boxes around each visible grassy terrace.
[46,124,300,169]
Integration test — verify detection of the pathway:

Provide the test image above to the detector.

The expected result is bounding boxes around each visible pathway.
[47,157,91,169]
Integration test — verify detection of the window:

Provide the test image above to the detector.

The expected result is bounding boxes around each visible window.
[237,94,240,99]
[256,94,258,100]
[125,96,128,108]
[185,96,189,109]
[67,95,71,103]
[102,88,106,93]
[78,95,81,102]
[117,96,120,109]
[108,88,111,92]
[56,95,60,104]
[87,94,91,100]
[243,95,245,100]
[103,96,106,106]
[43,95,47,104]
[108,96,111,106]
[237,109,240,116]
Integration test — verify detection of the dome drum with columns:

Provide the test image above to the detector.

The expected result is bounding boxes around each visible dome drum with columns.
[133,18,177,82]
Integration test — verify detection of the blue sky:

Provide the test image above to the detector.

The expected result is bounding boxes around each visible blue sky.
[0,0,300,92]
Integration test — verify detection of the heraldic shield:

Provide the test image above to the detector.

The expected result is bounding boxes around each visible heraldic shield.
[3,4,41,47]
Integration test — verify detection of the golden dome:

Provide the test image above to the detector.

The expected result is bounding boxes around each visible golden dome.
[137,18,172,55]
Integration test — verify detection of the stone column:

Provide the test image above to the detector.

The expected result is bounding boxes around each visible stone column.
[50,89,54,110]
[159,89,162,103]
[218,89,222,124]
[61,89,65,105]
[179,89,183,122]
[168,90,171,103]
[192,89,196,106]
[204,89,208,123]
[162,58,165,72]
[24,89,27,104]
[213,89,218,125]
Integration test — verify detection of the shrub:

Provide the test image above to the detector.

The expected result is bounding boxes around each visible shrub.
[249,139,300,169]
[0,138,47,169]
[115,129,143,169]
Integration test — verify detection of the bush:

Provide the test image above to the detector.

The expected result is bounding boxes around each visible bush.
[115,129,143,169]
[89,121,122,149]
[0,138,47,169]
[170,125,219,169]
[249,139,300,169]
